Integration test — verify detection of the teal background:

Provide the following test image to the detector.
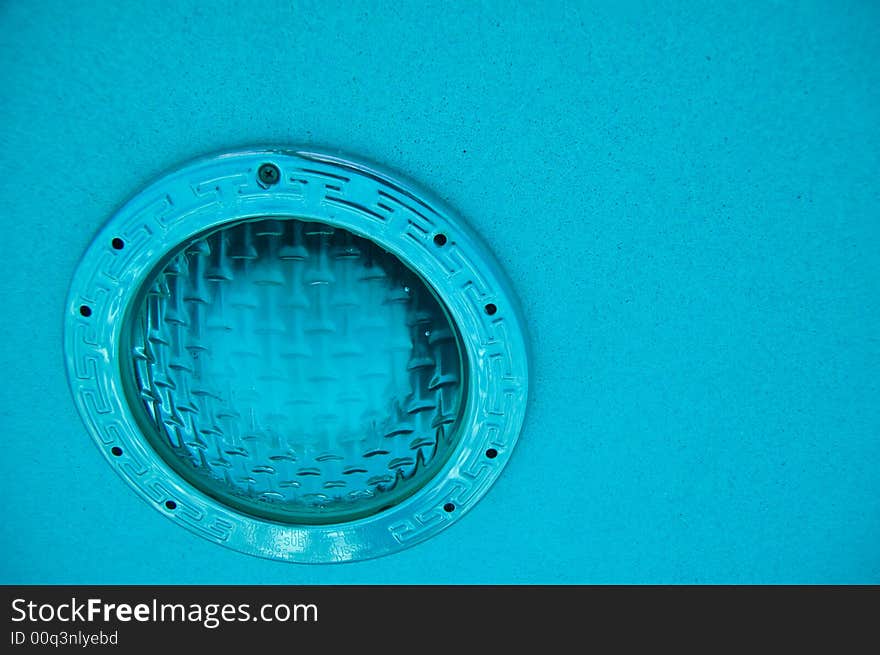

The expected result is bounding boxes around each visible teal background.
[1,0,878,583]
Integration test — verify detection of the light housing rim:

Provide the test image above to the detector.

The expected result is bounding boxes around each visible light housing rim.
[64,147,529,563]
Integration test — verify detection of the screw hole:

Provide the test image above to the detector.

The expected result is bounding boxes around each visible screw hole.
[258,163,280,186]
[486,448,498,459]
[443,502,455,513]
[165,500,177,510]
[484,303,497,315]
[111,238,124,250]
[433,233,447,247]
[79,305,92,317]
[111,446,123,457]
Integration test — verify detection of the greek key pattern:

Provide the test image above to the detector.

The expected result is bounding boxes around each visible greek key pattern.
[65,149,528,562]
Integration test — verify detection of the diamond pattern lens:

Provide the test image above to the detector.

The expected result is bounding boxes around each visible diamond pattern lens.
[126,217,465,524]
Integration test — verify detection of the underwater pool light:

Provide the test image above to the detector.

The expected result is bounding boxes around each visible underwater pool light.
[64,149,528,562]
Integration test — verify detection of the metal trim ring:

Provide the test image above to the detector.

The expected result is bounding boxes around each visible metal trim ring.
[64,148,529,563]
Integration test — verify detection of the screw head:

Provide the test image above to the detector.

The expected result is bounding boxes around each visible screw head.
[258,163,280,186]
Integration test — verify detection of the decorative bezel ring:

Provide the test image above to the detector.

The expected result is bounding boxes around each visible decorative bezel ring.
[64,148,529,563]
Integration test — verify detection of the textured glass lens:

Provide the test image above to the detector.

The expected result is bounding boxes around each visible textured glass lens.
[127,217,465,524]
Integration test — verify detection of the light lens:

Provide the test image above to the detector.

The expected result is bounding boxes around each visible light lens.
[127,217,465,524]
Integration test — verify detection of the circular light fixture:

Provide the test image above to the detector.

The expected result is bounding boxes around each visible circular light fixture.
[64,148,528,562]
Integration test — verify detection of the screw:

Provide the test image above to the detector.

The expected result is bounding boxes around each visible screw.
[258,163,280,186]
